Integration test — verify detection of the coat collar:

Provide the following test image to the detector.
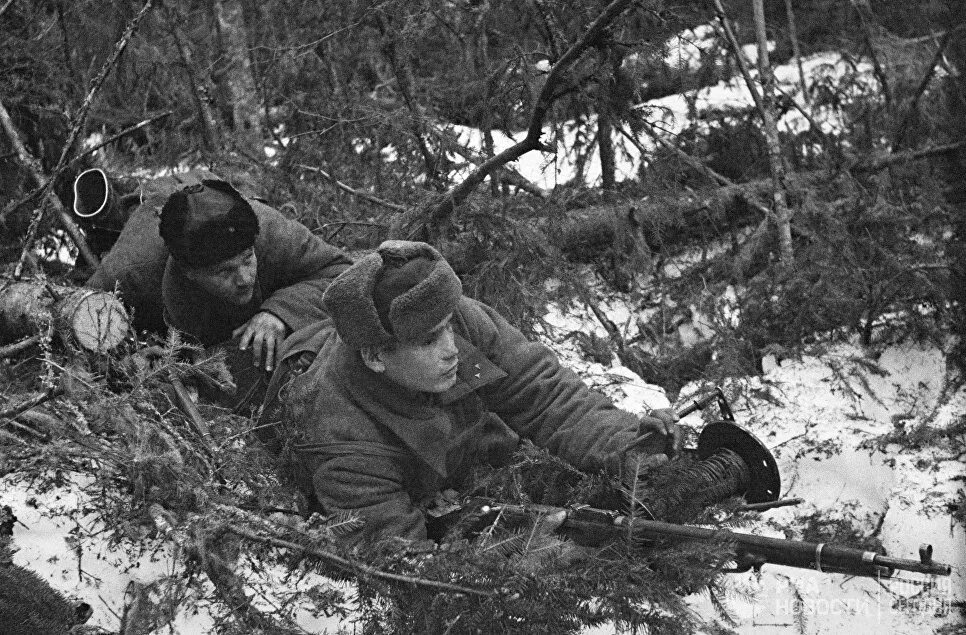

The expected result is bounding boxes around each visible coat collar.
[337,334,506,477]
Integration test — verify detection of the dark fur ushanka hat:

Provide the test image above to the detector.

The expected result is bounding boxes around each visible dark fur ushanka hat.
[322,241,462,349]
[159,180,259,268]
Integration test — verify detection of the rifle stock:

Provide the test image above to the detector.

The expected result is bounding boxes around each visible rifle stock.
[470,499,952,578]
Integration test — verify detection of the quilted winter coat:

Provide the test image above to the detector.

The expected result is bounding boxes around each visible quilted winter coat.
[277,296,643,546]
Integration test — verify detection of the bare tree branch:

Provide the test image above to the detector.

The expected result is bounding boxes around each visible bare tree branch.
[297,164,407,212]
[390,0,651,240]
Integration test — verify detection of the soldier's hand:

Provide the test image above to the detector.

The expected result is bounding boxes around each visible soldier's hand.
[631,408,683,458]
[233,311,287,372]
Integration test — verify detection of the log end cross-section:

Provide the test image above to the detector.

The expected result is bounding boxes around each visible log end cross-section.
[0,281,130,353]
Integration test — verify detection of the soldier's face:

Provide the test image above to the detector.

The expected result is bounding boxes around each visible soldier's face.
[375,314,459,393]
[184,248,257,305]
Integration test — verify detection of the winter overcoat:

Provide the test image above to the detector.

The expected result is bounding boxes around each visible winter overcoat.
[277,296,642,546]
[87,174,351,344]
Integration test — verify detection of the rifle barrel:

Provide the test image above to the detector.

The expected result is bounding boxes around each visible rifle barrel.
[612,516,952,577]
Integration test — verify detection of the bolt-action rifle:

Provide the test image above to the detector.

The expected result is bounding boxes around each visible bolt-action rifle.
[455,388,953,579]
[460,498,951,578]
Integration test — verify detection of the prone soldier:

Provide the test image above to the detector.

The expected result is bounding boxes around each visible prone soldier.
[85,175,351,373]
[268,240,682,547]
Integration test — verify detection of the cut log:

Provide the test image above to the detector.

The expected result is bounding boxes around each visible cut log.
[0,280,129,352]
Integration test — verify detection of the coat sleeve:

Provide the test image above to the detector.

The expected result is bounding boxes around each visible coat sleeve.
[252,203,352,333]
[458,297,640,475]
[310,452,428,547]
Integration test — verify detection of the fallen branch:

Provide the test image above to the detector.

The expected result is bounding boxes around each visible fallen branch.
[0,334,40,359]
[853,140,966,173]
[390,0,651,239]
[226,524,494,597]
[0,387,63,420]
[296,164,406,212]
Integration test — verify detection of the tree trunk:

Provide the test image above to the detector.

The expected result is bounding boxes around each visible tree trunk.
[212,0,264,151]
[751,0,795,264]
[598,107,616,190]
[0,280,129,352]
[784,0,809,104]
[168,13,221,150]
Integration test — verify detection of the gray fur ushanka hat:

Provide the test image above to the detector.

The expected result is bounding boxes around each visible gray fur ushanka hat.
[322,240,462,349]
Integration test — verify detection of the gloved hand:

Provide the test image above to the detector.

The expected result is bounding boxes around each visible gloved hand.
[629,407,683,458]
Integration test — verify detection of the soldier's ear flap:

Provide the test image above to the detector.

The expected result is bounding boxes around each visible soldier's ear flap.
[359,346,386,373]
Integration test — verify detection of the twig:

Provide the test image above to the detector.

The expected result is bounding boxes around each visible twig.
[0,387,63,420]
[226,524,494,597]
[0,0,15,20]
[0,334,41,359]
[68,111,173,168]
[296,164,407,212]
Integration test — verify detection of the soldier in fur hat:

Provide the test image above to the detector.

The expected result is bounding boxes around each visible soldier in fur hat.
[87,177,351,373]
[268,240,681,547]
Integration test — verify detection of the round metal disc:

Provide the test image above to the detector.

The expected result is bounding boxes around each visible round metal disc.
[697,420,780,504]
